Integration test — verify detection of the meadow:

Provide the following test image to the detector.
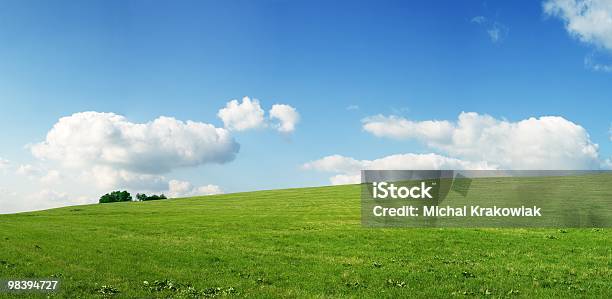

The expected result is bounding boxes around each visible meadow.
[0,176,610,298]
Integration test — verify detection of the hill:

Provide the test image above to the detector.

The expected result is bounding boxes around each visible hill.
[0,180,610,298]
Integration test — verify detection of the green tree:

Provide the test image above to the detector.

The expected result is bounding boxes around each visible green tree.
[99,191,132,203]
[135,193,167,201]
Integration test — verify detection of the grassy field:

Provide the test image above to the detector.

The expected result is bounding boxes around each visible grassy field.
[0,178,611,298]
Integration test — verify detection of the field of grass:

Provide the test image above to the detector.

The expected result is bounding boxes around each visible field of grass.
[0,176,611,298]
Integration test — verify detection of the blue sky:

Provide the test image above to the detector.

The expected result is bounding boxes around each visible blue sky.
[0,0,611,213]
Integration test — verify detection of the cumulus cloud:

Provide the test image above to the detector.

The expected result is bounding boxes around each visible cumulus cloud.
[217,96,300,133]
[362,112,600,170]
[14,107,253,213]
[545,0,612,71]
[167,179,223,198]
[303,153,496,185]
[269,104,300,133]
[31,112,239,174]
[26,111,239,197]
[544,0,612,51]
[471,16,509,43]
[217,97,266,131]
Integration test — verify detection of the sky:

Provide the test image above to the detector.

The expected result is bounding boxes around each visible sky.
[1,0,611,213]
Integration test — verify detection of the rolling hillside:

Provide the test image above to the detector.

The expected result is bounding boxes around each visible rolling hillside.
[0,180,611,298]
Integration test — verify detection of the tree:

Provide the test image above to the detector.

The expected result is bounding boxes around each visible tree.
[99,191,132,203]
[135,193,167,201]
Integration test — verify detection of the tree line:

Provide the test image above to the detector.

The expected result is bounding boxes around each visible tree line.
[99,190,167,203]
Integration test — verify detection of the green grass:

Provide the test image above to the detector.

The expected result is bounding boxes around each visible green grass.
[0,178,611,298]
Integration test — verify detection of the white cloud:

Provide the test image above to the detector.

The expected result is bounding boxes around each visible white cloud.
[363,112,600,170]
[194,184,223,196]
[16,164,45,178]
[27,189,89,209]
[9,110,241,213]
[362,115,454,142]
[40,170,62,185]
[544,0,612,52]
[0,188,89,215]
[0,158,9,170]
[217,97,266,131]
[16,164,62,184]
[85,167,222,198]
[269,104,300,133]
[217,97,300,134]
[28,189,70,203]
[346,105,360,111]
[26,111,239,200]
[167,179,223,198]
[304,153,496,185]
[167,179,192,197]
[31,112,239,174]
[0,190,24,215]
[86,165,168,191]
[471,16,508,43]
[303,155,365,174]
[328,174,362,185]
[602,158,612,169]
